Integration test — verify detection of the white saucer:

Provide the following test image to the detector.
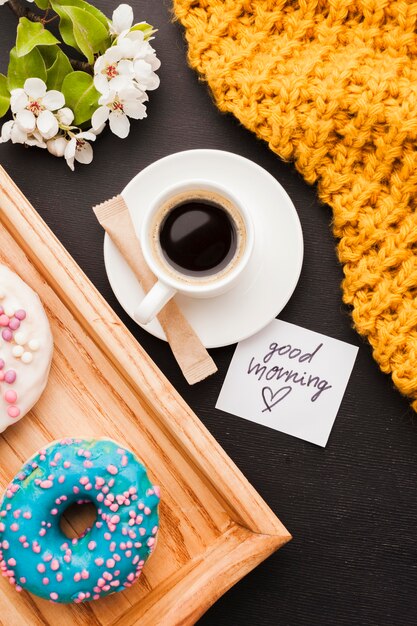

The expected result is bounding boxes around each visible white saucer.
[103,149,304,349]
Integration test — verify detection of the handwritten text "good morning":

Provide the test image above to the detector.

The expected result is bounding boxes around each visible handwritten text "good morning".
[247,341,332,407]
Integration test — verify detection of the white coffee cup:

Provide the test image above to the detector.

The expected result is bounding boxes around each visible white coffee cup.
[134,180,254,325]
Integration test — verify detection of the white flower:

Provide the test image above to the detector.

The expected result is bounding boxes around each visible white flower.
[0,119,46,148]
[10,78,65,140]
[133,59,160,91]
[132,37,161,71]
[115,30,146,59]
[94,30,160,96]
[118,29,160,66]
[56,107,74,126]
[0,120,27,145]
[94,48,135,94]
[109,3,133,36]
[64,130,96,171]
[91,88,147,139]
[47,136,68,157]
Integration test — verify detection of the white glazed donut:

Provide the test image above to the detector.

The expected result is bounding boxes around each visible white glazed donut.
[0,265,53,432]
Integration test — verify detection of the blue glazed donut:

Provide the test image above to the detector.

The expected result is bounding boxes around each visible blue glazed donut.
[0,438,160,603]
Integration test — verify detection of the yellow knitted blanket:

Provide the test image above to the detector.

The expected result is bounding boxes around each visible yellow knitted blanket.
[173,0,417,411]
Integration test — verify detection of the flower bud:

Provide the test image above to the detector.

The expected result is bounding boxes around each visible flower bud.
[56,107,74,126]
[47,136,68,158]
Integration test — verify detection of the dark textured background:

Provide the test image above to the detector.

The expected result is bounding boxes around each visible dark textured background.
[1,2,417,625]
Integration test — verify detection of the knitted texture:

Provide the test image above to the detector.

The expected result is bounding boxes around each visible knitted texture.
[173,0,417,410]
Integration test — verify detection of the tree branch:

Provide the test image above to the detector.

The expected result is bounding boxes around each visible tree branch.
[7,0,93,74]
[69,58,93,73]
[7,0,42,22]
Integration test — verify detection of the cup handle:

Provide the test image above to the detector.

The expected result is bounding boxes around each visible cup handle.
[134,281,177,325]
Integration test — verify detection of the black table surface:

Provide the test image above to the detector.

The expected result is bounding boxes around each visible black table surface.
[1,2,416,625]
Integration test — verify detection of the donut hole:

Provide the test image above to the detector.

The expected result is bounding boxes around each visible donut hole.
[59,500,97,539]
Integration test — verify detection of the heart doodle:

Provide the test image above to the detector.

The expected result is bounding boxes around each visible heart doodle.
[262,385,292,412]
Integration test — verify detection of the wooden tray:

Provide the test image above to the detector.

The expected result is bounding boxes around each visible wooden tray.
[0,166,291,626]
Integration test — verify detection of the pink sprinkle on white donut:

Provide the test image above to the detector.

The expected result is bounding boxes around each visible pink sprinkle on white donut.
[4,390,17,404]
[7,406,20,419]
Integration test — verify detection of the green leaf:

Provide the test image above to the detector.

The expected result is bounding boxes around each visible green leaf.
[64,7,109,64]
[46,49,73,90]
[34,0,50,10]
[0,74,10,119]
[51,3,109,62]
[16,17,60,58]
[61,71,99,125]
[39,44,59,69]
[50,4,78,51]
[7,47,47,91]
[51,0,110,60]
[52,0,108,28]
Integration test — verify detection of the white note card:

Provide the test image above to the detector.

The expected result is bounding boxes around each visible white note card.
[216,319,359,447]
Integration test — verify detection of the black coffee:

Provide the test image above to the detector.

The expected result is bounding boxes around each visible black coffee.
[159,199,237,277]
